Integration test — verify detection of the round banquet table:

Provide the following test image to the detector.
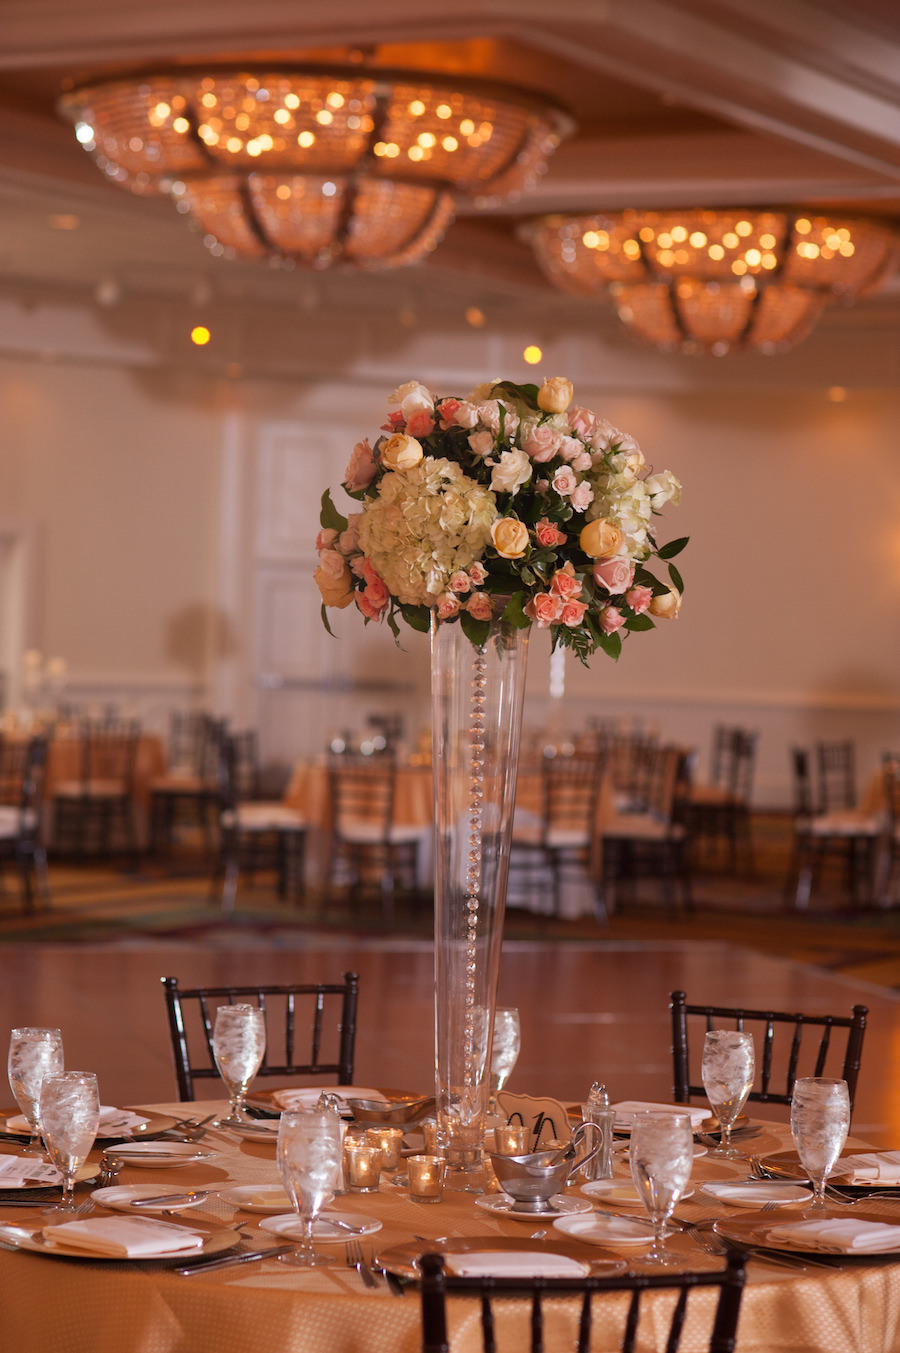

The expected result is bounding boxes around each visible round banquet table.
[1,1100,899,1353]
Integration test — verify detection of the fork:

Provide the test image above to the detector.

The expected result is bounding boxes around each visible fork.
[345,1238,378,1288]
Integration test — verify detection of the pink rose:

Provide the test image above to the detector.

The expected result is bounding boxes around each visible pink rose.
[319,549,347,580]
[534,518,567,548]
[466,592,494,621]
[593,557,635,594]
[559,599,588,627]
[338,513,362,554]
[343,439,377,492]
[569,406,598,440]
[405,409,435,438]
[449,570,472,594]
[524,593,563,628]
[316,527,338,553]
[571,451,593,473]
[552,465,577,497]
[380,411,405,432]
[436,593,461,620]
[599,606,626,634]
[557,435,586,464]
[357,591,386,620]
[522,424,563,463]
[550,568,583,601]
[468,561,488,584]
[436,398,461,429]
[569,481,594,513]
[468,429,495,458]
[625,584,653,614]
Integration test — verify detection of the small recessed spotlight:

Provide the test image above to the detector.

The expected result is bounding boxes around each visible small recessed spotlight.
[523,344,542,365]
[828,386,847,402]
[191,325,212,346]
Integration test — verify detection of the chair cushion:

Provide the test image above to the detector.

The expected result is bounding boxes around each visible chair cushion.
[150,776,207,794]
[603,813,685,842]
[54,779,126,799]
[803,812,882,838]
[222,803,305,832]
[0,807,38,838]
[336,818,423,845]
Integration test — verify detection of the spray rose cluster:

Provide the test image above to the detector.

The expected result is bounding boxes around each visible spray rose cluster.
[316,376,686,661]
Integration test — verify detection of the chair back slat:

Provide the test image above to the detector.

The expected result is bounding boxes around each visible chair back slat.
[623,1291,640,1353]
[669,990,868,1110]
[162,975,358,1100]
[666,1289,689,1353]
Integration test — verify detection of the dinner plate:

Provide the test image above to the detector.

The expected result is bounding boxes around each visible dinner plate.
[475,1193,593,1221]
[581,1180,694,1206]
[377,1235,627,1281]
[552,1212,655,1247]
[0,1106,178,1142]
[220,1185,334,1214]
[91,1185,210,1214]
[245,1086,386,1116]
[259,1211,382,1241]
[226,1121,279,1141]
[699,1181,811,1207]
[101,1142,214,1168]
[761,1149,900,1193]
[715,1206,900,1257]
[0,1222,238,1263]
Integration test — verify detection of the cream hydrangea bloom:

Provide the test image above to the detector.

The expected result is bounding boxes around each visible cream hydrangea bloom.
[358,458,498,607]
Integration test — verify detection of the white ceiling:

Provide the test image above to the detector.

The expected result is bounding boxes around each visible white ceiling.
[0,0,898,328]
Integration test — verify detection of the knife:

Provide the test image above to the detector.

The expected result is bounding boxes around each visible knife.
[174,1243,294,1276]
[130,1191,210,1208]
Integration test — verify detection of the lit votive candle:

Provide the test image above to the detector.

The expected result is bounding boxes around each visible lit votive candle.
[408,1154,445,1203]
[493,1124,529,1156]
[422,1120,445,1157]
[365,1126,404,1171]
[345,1143,383,1192]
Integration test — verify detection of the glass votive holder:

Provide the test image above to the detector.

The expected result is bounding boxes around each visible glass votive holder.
[344,1143,384,1192]
[422,1120,445,1157]
[365,1126,404,1171]
[493,1123,529,1156]
[408,1154,446,1203]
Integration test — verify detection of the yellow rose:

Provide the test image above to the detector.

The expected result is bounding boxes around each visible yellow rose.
[491,517,529,559]
[579,518,623,559]
[381,432,424,472]
[314,562,355,609]
[648,587,682,619]
[537,376,574,414]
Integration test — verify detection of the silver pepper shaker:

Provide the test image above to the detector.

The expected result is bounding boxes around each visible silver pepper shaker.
[580,1083,614,1181]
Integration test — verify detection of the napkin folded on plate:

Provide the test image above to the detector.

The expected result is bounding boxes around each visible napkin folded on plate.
[42,1215,204,1258]
[272,1087,384,1111]
[767,1218,900,1253]
[6,1105,149,1136]
[446,1252,589,1278]
[612,1101,708,1129]
[839,1151,900,1183]
[0,1156,61,1186]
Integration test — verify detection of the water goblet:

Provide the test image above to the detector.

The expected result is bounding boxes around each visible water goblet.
[701,1029,755,1157]
[277,1108,344,1267]
[212,1004,266,1125]
[790,1077,851,1210]
[8,1027,64,1156]
[629,1111,693,1266]
[39,1071,100,1212]
[488,1007,521,1115]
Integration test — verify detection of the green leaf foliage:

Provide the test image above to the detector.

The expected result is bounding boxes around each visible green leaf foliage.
[319,488,348,534]
[460,611,491,647]
[399,604,431,633]
[657,536,689,560]
[668,563,684,593]
[624,614,655,631]
[598,629,622,660]
[320,602,336,637]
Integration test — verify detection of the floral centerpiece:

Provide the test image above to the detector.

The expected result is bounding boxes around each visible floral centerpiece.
[315,376,685,662]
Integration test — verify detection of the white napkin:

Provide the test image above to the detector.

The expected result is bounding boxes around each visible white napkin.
[42,1215,204,1257]
[0,1156,61,1187]
[6,1105,149,1136]
[446,1252,589,1278]
[839,1151,900,1184]
[273,1087,384,1111]
[768,1218,900,1253]
[701,1181,803,1206]
[612,1101,708,1129]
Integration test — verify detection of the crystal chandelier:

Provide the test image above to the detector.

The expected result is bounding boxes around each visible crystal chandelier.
[59,66,570,270]
[522,209,899,354]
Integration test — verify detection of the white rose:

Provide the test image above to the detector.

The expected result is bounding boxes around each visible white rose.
[388,380,435,418]
[645,470,682,507]
[490,447,533,496]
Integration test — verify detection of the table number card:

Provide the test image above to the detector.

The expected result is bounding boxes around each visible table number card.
[496,1092,573,1150]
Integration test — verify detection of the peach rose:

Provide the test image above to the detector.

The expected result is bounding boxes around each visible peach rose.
[405,409,435,439]
[314,562,354,609]
[436,592,461,620]
[380,432,424,471]
[466,592,494,621]
[534,518,567,548]
[343,439,377,492]
[593,557,634,594]
[468,561,488,584]
[490,517,529,559]
[625,584,653,614]
[524,593,563,628]
[315,527,338,552]
[648,587,682,619]
[579,518,623,559]
[599,606,626,634]
[449,570,472,594]
[549,567,583,601]
[559,599,588,627]
[537,376,574,414]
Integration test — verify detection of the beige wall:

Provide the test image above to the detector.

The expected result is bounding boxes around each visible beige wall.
[0,292,898,803]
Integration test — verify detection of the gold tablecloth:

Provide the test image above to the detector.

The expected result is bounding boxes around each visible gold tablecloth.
[1,1101,900,1352]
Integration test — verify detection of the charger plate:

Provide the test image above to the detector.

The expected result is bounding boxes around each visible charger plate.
[761,1149,900,1194]
[0,1223,239,1263]
[0,1106,178,1142]
[245,1086,430,1124]
[377,1235,626,1281]
[715,1203,900,1258]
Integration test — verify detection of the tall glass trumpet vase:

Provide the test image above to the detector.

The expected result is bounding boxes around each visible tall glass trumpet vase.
[431,614,530,1191]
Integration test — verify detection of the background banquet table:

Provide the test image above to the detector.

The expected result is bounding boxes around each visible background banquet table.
[1,1100,898,1353]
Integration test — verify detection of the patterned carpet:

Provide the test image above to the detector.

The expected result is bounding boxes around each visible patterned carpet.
[2,814,900,988]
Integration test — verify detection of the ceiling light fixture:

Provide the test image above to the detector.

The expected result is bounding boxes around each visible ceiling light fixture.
[522,209,899,354]
[59,65,570,271]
